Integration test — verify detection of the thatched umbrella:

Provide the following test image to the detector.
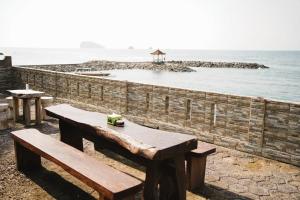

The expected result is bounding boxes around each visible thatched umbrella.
[150,49,166,63]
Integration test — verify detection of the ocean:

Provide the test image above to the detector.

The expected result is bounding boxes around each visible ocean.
[1,48,300,102]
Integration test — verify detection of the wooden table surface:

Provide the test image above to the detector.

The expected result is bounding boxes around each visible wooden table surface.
[45,104,197,160]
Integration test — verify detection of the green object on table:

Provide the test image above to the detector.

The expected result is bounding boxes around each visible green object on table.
[107,113,124,126]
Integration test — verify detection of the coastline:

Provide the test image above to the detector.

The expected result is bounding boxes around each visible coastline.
[19,60,269,72]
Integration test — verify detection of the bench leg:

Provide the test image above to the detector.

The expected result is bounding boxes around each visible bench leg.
[186,156,207,190]
[14,141,41,171]
[59,120,83,151]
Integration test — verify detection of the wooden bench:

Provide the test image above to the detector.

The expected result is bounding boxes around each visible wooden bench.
[186,141,216,190]
[11,129,143,200]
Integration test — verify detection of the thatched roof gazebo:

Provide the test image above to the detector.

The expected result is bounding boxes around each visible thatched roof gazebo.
[150,49,166,64]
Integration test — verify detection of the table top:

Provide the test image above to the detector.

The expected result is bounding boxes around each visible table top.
[45,104,198,160]
[7,89,44,98]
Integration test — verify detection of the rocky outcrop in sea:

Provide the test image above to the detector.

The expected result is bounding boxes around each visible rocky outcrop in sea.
[170,61,268,69]
[18,60,269,72]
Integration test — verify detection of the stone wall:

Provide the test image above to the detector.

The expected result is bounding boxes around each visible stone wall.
[0,56,12,93]
[12,66,300,166]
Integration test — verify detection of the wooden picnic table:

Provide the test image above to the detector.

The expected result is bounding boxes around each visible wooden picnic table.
[45,104,198,200]
[7,89,44,126]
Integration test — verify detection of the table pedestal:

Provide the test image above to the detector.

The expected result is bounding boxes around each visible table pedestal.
[144,156,186,200]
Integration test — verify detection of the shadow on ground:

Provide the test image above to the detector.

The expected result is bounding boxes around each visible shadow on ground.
[94,147,252,200]
[190,184,251,200]
[23,167,96,200]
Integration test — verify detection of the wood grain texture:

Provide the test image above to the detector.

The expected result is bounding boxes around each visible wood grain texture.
[45,104,198,160]
[11,129,143,200]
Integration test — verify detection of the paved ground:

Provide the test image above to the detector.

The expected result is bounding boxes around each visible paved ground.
[0,104,300,199]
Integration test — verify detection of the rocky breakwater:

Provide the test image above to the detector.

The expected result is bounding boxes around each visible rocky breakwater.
[81,60,195,72]
[171,61,269,69]
[81,60,268,71]
[20,60,268,72]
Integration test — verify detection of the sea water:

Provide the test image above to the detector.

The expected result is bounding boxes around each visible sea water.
[1,48,300,102]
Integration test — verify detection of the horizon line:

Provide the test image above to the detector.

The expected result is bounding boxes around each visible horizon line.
[1,46,300,52]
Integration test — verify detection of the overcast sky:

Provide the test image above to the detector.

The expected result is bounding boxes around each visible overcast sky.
[0,0,299,50]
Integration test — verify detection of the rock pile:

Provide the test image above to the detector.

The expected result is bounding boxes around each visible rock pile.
[81,61,195,72]
[176,61,268,69]
[19,60,269,72]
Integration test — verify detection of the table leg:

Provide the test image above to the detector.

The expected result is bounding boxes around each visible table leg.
[173,155,186,200]
[59,120,83,151]
[35,97,42,125]
[144,161,161,200]
[13,97,19,122]
[159,156,186,200]
[23,98,31,126]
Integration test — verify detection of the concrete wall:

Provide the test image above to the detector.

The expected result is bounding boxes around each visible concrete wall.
[12,66,300,166]
[0,56,12,93]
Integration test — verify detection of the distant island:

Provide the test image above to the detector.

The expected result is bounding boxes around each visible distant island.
[80,41,105,48]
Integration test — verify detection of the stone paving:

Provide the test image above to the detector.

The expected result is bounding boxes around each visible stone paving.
[0,108,300,199]
[202,148,300,200]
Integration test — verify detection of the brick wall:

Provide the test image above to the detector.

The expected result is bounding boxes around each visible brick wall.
[0,56,12,93]
[12,66,300,166]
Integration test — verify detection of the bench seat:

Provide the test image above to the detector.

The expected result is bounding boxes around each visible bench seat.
[186,141,216,190]
[11,129,143,200]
